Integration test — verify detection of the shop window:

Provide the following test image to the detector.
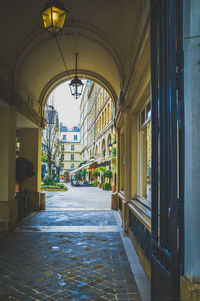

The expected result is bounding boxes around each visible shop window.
[138,100,152,204]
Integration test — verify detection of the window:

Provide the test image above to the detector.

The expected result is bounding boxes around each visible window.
[61,154,64,161]
[63,135,66,140]
[61,145,64,151]
[74,135,77,141]
[71,145,75,151]
[71,164,74,169]
[138,100,152,203]
[61,164,64,168]
[71,154,74,160]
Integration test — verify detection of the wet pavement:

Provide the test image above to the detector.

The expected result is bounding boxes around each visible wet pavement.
[0,185,142,301]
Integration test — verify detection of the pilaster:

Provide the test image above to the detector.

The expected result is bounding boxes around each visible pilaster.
[19,128,43,210]
[0,108,18,230]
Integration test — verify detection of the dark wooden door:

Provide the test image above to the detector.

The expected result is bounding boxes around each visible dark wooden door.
[150,0,184,300]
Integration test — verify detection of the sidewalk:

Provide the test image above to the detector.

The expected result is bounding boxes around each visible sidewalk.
[0,185,150,301]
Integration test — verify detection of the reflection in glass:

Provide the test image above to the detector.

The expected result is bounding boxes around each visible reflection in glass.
[141,121,152,201]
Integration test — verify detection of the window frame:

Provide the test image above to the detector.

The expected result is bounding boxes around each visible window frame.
[137,99,152,209]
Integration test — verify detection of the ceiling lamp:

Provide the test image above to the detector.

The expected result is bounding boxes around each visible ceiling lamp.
[41,0,68,37]
[69,53,84,99]
[108,143,113,152]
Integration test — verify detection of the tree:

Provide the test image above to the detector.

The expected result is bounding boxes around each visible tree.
[103,170,112,183]
[42,104,60,177]
[93,170,100,180]
[80,169,87,180]
[97,166,106,184]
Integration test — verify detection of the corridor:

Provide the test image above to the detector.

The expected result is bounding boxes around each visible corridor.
[0,185,149,301]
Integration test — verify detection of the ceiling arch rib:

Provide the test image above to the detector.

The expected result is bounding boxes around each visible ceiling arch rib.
[14,22,123,109]
[39,69,118,112]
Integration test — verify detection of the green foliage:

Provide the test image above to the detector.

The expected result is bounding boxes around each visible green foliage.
[76,171,82,180]
[112,147,116,157]
[97,166,106,173]
[103,170,113,178]
[92,181,100,187]
[41,152,48,163]
[42,183,66,189]
[102,183,112,190]
[80,169,87,179]
[93,171,100,178]
[43,175,59,185]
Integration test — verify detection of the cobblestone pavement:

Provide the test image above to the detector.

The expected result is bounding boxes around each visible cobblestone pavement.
[0,186,141,301]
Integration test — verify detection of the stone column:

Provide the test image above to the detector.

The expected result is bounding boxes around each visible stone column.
[0,108,18,231]
[19,128,43,210]
[181,0,200,299]
[111,128,120,210]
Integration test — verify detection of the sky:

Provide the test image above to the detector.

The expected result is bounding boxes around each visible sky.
[47,81,81,126]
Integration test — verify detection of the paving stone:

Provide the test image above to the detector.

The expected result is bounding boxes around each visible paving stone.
[0,187,141,300]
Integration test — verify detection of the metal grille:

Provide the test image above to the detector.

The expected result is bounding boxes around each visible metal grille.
[129,210,151,263]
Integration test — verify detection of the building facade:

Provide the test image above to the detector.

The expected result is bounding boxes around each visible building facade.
[79,81,116,184]
[59,124,81,178]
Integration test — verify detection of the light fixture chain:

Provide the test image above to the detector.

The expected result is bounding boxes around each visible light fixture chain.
[55,37,71,80]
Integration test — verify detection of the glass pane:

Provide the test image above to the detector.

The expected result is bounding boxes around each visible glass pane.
[42,7,52,29]
[141,121,152,201]
[52,7,67,30]
[146,102,151,119]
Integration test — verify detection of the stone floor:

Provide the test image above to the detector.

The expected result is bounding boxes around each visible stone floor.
[0,184,147,301]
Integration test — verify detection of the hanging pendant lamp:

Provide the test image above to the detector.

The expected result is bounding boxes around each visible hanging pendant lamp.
[69,53,84,99]
[41,0,68,37]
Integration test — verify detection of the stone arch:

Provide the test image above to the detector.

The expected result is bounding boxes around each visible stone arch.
[39,71,118,119]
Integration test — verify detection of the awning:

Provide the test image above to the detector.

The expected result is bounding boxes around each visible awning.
[70,160,97,175]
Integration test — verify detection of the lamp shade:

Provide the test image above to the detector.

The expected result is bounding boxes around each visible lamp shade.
[69,76,84,99]
[108,143,113,152]
[41,0,67,37]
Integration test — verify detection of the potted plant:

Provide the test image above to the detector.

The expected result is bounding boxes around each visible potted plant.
[97,166,106,187]
[103,170,113,184]
[92,170,100,181]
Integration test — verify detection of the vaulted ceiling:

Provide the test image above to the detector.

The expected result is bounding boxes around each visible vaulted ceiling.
[0,0,147,107]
